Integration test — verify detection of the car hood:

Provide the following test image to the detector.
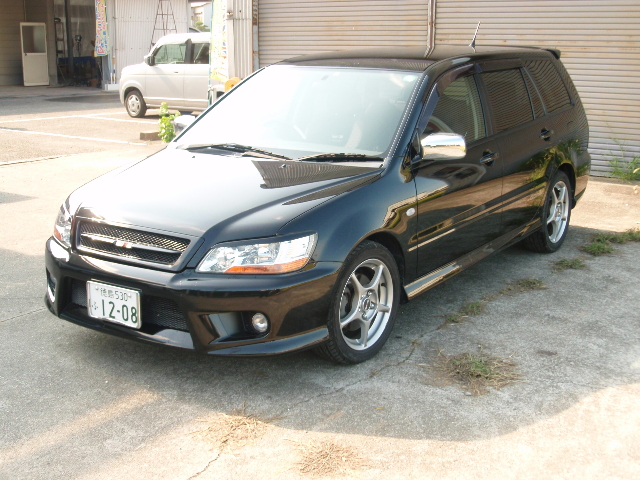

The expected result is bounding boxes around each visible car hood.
[70,148,381,243]
[121,63,146,76]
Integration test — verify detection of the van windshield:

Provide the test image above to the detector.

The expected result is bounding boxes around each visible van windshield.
[176,65,420,160]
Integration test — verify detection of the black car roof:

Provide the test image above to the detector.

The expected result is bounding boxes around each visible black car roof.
[278,45,559,72]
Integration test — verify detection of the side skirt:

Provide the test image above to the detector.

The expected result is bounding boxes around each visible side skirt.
[404,218,542,300]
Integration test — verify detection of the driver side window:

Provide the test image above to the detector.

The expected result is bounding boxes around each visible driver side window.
[424,76,486,143]
[153,43,187,64]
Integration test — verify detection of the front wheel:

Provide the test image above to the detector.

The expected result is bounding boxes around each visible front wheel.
[125,89,147,118]
[315,241,400,364]
[523,170,572,253]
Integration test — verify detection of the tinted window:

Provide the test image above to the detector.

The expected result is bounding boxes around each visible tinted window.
[192,43,209,64]
[153,43,186,64]
[482,69,533,133]
[424,76,486,143]
[523,70,544,118]
[525,60,571,113]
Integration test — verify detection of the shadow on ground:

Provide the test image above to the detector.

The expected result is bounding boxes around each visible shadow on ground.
[3,222,638,480]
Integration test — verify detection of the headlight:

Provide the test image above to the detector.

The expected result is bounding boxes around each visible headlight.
[53,204,72,248]
[197,234,317,274]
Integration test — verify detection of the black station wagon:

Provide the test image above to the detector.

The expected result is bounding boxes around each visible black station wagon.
[45,45,590,364]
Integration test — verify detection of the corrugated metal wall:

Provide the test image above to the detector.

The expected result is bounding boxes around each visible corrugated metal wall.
[0,0,25,85]
[435,0,640,176]
[257,0,435,68]
[109,0,189,81]
[228,0,254,78]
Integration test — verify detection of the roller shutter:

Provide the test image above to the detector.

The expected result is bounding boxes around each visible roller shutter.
[258,0,434,68]
[435,0,640,176]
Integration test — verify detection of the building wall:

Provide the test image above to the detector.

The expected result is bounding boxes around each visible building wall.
[435,0,640,176]
[106,0,189,82]
[0,0,25,85]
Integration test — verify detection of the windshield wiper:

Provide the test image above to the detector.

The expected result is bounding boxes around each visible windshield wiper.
[177,143,291,160]
[296,153,384,163]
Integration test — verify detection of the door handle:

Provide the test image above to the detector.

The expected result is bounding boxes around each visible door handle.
[540,128,554,141]
[480,151,499,166]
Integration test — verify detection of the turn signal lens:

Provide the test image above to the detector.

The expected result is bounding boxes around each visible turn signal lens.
[197,234,317,274]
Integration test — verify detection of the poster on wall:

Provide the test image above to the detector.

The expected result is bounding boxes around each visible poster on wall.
[94,0,108,56]
[210,0,228,83]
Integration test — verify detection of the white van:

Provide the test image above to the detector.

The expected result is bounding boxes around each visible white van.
[119,32,220,117]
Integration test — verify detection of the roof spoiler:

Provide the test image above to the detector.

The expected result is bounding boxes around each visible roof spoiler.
[545,48,561,59]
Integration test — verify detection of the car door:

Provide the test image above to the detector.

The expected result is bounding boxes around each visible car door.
[477,62,561,234]
[183,41,210,109]
[145,41,187,108]
[413,70,504,277]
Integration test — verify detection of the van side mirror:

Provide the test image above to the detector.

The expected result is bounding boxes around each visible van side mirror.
[420,132,466,160]
[144,54,155,66]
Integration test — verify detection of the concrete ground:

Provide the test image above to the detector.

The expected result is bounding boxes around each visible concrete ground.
[0,87,639,479]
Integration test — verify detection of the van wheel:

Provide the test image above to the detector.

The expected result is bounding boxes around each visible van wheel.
[315,241,400,364]
[125,89,147,118]
[524,171,572,253]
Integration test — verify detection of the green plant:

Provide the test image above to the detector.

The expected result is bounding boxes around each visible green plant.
[552,258,587,272]
[500,278,546,295]
[194,21,210,32]
[431,351,520,396]
[158,102,180,143]
[582,228,640,256]
[608,139,640,181]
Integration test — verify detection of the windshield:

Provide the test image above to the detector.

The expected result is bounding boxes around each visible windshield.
[177,65,421,160]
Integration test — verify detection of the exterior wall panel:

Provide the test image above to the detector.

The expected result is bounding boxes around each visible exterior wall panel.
[435,0,640,176]
[109,0,189,81]
[0,0,25,85]
[258,0,434,68]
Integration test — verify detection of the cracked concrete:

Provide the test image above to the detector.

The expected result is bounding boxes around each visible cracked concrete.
[0,95,639,479]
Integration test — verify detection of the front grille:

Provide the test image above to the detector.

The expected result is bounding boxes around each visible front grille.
[69,280,189,332]
[77,221,190,265]
[141,296,189,331]
[70,279,88,306]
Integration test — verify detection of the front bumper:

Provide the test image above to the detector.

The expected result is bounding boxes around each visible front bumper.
[45,238,341,356]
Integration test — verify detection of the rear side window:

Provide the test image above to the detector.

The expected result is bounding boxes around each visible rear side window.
[192,43,209,64]
[525,60,571,113]
[425,76,486,143]
[481,69,533,133]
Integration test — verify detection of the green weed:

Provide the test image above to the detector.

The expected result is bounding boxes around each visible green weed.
[552,258,587,272]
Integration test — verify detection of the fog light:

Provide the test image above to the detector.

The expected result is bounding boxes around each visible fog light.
[251,313,269,333]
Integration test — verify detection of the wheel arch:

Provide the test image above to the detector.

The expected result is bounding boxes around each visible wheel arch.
[365,232,408,304]
[557,162,577,205]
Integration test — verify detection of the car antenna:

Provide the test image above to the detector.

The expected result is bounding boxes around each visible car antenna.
[469,22,481,51]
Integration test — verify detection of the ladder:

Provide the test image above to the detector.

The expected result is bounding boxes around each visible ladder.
[150,0,178,49]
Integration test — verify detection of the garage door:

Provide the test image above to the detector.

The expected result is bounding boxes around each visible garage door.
[258,0,435,68]
[435,0,640,176]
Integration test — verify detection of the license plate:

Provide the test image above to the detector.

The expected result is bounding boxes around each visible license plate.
[87,281,141,329]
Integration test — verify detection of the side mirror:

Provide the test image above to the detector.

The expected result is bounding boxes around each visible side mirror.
[144,54,155,66]
[420,132,466,160]
[173,115,196,136]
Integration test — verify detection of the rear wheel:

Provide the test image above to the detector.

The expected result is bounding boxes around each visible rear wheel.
[523,170,572,253]
[125,89,147,118]
[315,241,400,364]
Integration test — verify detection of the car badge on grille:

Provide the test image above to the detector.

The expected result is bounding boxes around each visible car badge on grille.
[114,240,133,249]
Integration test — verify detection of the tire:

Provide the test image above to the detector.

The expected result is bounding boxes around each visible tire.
[125,89,147,118]
[523,170,572,253]
[315,241,400,364]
